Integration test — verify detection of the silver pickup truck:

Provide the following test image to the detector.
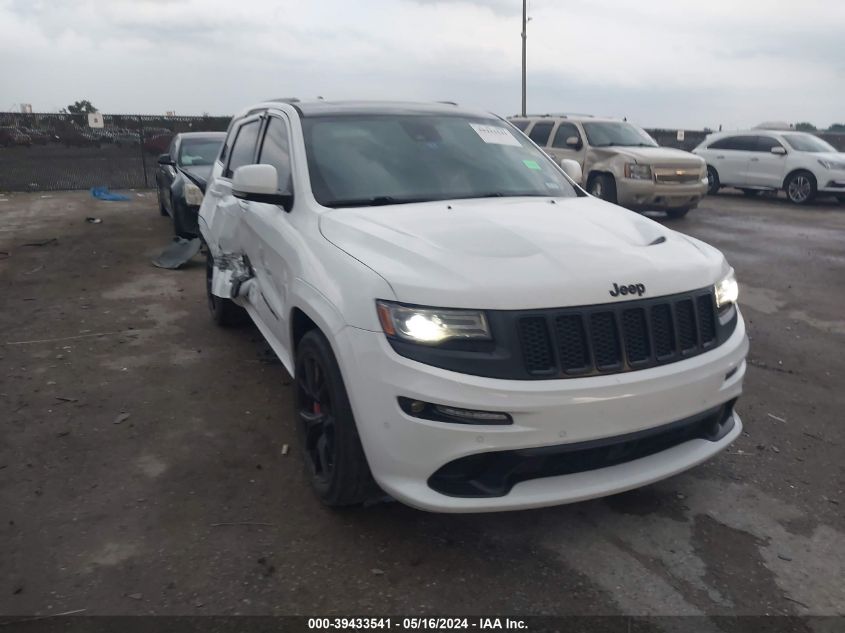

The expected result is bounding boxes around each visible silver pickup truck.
[509,114,708,218]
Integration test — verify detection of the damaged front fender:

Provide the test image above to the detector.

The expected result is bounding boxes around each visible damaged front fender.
[210,251,253,300]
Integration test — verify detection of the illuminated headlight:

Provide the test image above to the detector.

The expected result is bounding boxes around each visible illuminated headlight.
[715,269,739,309]
[376,301,490,344]
[624,163,653,180]
[184,182,204,206]
[818,158,845,170]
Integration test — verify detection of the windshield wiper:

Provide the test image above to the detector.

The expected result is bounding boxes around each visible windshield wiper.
[448,192,549,201]
[325,195,435,208]
[325,192,549,208]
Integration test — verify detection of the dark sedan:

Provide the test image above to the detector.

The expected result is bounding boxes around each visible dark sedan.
[155,132,225,237]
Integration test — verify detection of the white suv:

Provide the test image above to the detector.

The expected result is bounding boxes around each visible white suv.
[199,100,748,513]
[693,130,845,205]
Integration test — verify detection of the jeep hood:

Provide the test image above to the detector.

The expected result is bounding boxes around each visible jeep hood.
[320,196,727,310]
[591,146,705,167]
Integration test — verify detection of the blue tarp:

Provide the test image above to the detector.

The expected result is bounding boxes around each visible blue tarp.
[90,187,130,201]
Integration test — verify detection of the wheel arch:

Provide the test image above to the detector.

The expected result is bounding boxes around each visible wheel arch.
[586,169,615,189]
[782,168,816,191]
[291,307,320,355]
[289,279,347,357]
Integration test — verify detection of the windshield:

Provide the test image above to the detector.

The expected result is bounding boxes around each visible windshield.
[781,133,836,153]
[301,114,578,207]
[582,121,658,148]
[178,138,222,166]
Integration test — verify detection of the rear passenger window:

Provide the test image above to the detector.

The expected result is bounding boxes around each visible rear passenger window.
[510,119,530,131]
[552,122,581,148]
[708,135,758,151]
[258,117,292,193]
[528,121,554,146]
[225,120,260,177]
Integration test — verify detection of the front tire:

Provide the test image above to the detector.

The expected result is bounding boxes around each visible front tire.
[706,166,720,195]
[588,173,618,204]
[295,329,376,507]
[157,188,168,216]
[205,247,247,327]
[666,206,691,219]
[785,171,816,205]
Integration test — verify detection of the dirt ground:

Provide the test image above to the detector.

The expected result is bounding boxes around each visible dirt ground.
[0,189,843,619]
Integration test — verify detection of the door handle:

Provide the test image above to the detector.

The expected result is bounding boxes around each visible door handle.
[749,157,759,162]
[716,155,725,159]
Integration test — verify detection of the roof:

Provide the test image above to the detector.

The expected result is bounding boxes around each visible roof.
[509,113,621,123]
[706,129,808,138]
[241,100,497,120]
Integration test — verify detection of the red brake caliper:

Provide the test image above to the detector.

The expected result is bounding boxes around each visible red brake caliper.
[313,402,322,415]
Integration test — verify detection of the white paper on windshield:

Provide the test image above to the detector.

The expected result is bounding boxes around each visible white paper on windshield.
[469,123,522,147]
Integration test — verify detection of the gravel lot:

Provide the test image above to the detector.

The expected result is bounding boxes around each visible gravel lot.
[0,190,843,619]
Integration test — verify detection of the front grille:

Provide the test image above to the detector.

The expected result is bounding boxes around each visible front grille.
[654,167,702,184]
[651,303,675,358]
[516,288,720,378]
[385,286,737,381]
[554,315,590,372]
[590,312,621,370]
[518,316,554,373]
[622,308,649,364]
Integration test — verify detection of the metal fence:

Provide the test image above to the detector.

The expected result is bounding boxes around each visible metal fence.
[0,112,231,192]
[1,112,843,192]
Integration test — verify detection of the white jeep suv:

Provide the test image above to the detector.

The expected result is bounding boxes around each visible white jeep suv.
[199,100,748,513]
[693,130,845,205]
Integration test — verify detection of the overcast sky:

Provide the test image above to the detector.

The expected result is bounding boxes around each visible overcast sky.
[2,0,843,130]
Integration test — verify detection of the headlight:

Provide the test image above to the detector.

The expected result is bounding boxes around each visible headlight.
[624,163,653,180]
[817,158,845,170]
[376,301,490,344]
[184,182,204,206]
[715,269,739,309]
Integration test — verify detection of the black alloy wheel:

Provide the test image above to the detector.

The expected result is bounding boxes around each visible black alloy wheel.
[294,329,376,506]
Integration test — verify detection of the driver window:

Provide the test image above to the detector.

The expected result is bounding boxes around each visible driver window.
[552,123,581,149]
[225,120,260,178]
[258,117,293,193]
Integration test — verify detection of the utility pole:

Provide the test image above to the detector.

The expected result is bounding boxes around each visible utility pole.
[521,0,527,116]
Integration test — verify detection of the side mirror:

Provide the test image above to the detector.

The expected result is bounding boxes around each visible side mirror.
[566,136,581,149]
[232,164,292,210]
[559,158,583,184]
[158,153,175,165]
[771,146,786,155]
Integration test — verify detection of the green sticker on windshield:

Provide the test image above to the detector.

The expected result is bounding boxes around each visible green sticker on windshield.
[522,159,541,170]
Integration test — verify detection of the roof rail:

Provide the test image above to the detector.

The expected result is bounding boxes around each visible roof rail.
[509,113,565,119]
[515,112,600,119]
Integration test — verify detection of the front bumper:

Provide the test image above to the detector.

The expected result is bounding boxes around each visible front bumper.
[616,178,708,210]
[337,310,748,513]
[818,172,845,194]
